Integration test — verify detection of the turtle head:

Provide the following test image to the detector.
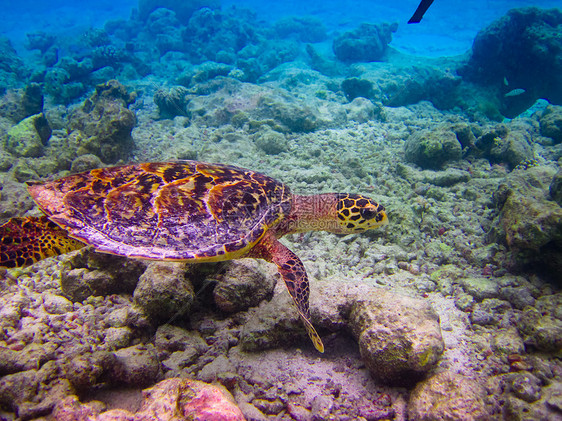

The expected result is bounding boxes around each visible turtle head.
[334,193,388,233]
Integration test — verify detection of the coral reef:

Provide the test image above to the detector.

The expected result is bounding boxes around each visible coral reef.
[273,16,327,43]
[460,7,562,117]
[23,31,56,54]
[66,80,136,163]
[333,22,398,63]
[181,7,259,66]
[137,0,220,22]
[153,85,190,118]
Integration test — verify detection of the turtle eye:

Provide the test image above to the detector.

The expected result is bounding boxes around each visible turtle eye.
[360,207,377,220]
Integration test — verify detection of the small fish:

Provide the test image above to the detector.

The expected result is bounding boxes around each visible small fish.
[503,77,509,86]
[408,0,435,24]
[504,88,526,97]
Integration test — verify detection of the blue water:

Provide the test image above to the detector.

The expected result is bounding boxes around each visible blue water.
[2,0,561,57]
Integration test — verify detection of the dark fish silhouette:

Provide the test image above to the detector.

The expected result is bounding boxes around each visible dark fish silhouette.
[408,0,434,23]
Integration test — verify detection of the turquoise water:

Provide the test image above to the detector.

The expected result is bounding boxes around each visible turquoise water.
[3,0,561,56]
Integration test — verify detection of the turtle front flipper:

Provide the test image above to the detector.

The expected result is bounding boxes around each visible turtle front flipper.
[249,233,324,353]
[0,216,85,268]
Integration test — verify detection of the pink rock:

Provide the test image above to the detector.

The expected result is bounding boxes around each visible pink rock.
[53,378,246,421]
[52,396,102,421]
[138,378,246,421]
[286,402,312,421]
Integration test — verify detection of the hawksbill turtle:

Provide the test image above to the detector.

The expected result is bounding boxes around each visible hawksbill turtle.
[0,161,388,352]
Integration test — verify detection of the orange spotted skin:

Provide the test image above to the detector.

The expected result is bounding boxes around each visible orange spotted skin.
[0,216,84,268]
[27,161,291,261]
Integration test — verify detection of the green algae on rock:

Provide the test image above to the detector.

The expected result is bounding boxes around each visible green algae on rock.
[404,126,462,170]
[239,289,307,351]
[408,371,491,420]
[213,260,275,313]
[67,80,136,163]
[5,113,51,158]
[518,306,562,354]
[60,248,146,301]
[349,289,444,386]
[133,262,195,322]
[490,165,562,276]
[540,105,562,144]
[253,126,289,155]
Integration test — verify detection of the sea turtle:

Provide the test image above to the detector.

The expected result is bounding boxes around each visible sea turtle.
[0,161,388,352]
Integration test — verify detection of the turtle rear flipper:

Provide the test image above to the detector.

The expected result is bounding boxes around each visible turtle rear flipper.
[0,216,85,268]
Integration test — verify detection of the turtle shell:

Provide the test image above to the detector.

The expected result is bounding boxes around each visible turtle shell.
[27,161,292,261]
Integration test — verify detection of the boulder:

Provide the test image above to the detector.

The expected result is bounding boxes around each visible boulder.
[491,328,526,355]
[5,113,51,157]
[60,249,146,302]
[408,371,490,420]
[70,154,103,174]
[0,36,26,78]
[253,127,289,155]
[53,378,245,420]
[213,260,275,313]
[345,97,378,123]
[550,168,562,206]
[540,105,562,144]
[341,78,374,102]
[133,262,194,322]
[490,165,562,277]
[404,126,462,170]
[24,31,56,54]
[239,289,305,351]
[455,277,499,301]
[154,85,189,118]
[111,344,161,387]
[273,16,327,43]
[333,22,398,62]
[0,84,43,123]
[138,0,220,21]
[349,289,444,386]
[517,306,562,353]
[474,125,534,170]
[255,95,319,133]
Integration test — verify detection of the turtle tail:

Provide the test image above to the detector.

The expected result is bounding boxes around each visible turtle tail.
[0,216,84,268]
